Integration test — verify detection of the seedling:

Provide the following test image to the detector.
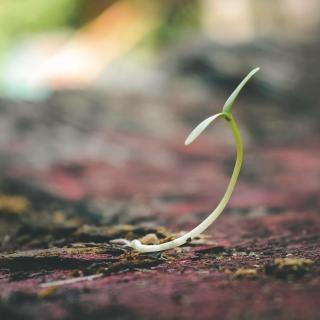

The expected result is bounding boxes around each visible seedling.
[122,68,260,253]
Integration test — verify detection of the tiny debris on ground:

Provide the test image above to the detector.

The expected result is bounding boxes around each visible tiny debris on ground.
[265,257,315,280]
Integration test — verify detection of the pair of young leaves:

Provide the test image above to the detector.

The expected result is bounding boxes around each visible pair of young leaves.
[185,67,260,145]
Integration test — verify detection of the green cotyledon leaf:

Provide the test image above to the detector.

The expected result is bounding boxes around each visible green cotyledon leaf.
[222,67,260,113]
[184,112,224,145]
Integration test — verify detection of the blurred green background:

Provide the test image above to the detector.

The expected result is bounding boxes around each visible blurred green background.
[1,0,320,101]
[0,0,320,160]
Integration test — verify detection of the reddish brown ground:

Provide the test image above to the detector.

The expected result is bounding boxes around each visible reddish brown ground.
[0,89,319,320]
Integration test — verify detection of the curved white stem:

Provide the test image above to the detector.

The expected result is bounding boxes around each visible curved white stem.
[120,67,259,253]
[129,113,243,253]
